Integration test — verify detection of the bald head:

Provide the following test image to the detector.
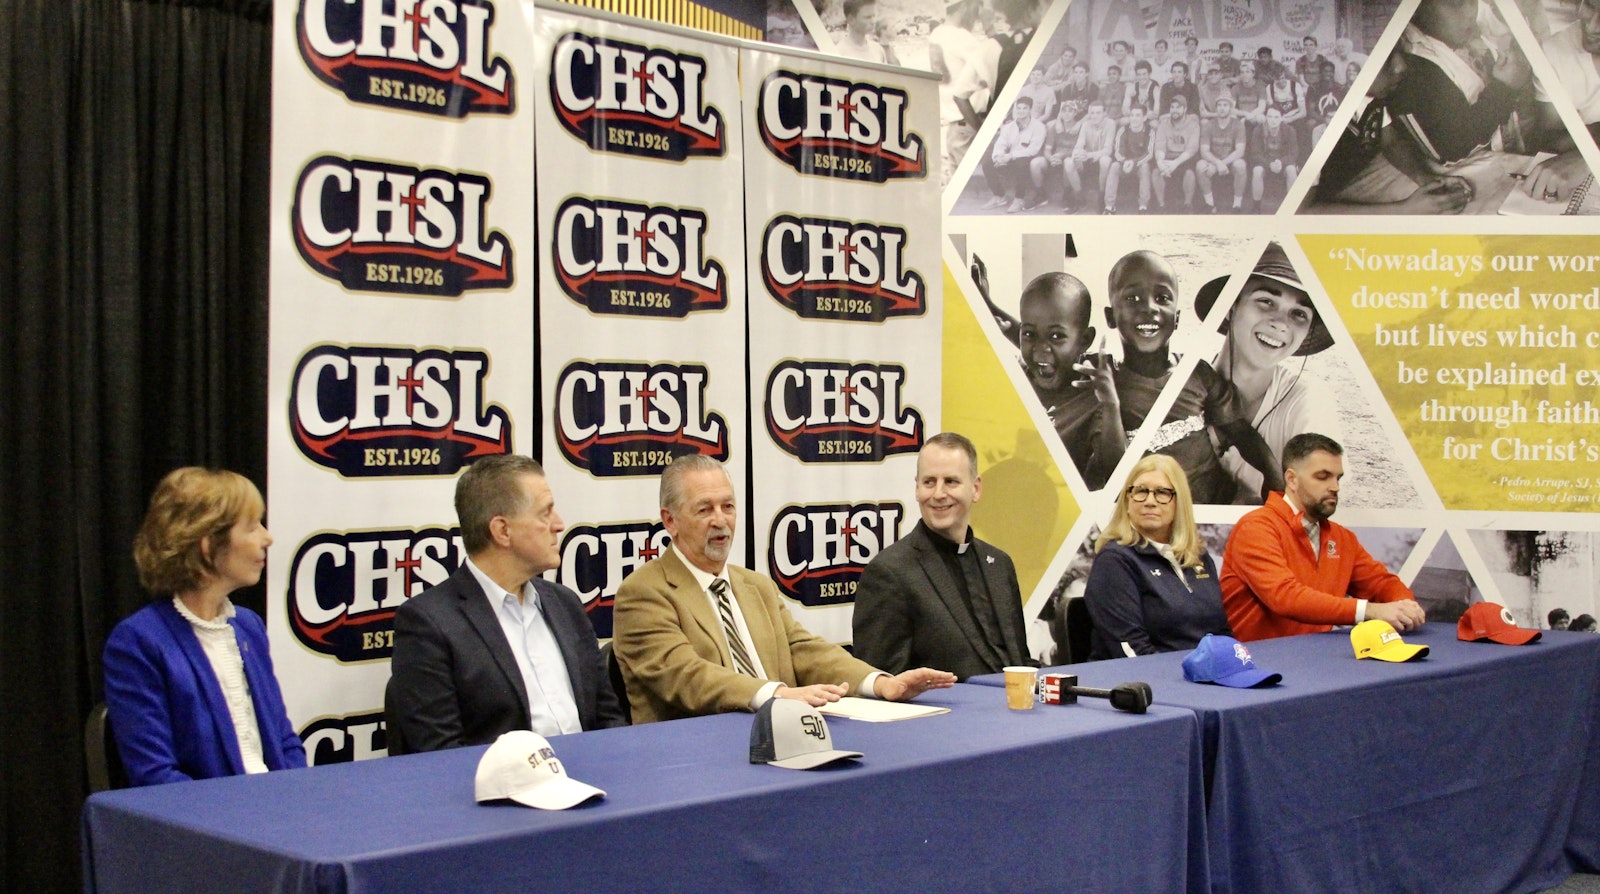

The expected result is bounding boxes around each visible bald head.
[1108,250,1176,294]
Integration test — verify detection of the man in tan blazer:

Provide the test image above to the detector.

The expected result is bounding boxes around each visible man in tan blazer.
[613,455,956,724]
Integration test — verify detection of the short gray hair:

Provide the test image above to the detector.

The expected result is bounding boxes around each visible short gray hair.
[660,454,731,512]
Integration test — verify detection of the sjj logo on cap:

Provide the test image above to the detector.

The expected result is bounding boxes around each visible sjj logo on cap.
[749,698,862,770]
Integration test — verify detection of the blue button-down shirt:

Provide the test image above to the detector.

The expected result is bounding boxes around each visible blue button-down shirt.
[466,559,582,736]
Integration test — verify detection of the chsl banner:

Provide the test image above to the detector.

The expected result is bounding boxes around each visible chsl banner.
[533,6,747,638]
[266,0,537,763]
[740,45,942,643]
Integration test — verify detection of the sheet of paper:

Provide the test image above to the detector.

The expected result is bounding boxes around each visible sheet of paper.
[1497,153,1571,216]
[817,697,950,722]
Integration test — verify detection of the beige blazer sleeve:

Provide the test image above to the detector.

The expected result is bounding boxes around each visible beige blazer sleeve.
[613,551,876,724]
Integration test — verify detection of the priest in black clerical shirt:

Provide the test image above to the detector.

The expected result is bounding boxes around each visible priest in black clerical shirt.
[853,432,1036,680]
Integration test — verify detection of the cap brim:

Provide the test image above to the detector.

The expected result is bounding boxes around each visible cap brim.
[1485,628,1541,645]
[767,749,862,771]
[506,776,606,810]
[1211,667,1283,688]
[1365,642,1430,662]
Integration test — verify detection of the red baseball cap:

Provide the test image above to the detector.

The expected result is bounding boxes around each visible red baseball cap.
[1457,602,1541,645]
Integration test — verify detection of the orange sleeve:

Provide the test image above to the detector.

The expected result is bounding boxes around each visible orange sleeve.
[1345,535,1414,604]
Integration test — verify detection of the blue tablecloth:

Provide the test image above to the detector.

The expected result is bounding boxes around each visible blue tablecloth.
[83,682,1207,894]
[972,624,1600,894]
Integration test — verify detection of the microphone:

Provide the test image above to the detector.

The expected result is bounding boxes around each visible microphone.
[1041,674,1153,714]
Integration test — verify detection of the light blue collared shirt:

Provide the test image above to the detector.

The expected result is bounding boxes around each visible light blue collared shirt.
[466,558,582,736]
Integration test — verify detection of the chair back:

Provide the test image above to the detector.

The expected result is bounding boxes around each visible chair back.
[601,640,630,725]
[383,676,410,756]
[1065,596,1094,665]
[85,702,127,792]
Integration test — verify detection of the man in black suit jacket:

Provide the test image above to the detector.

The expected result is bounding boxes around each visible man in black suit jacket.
[853,433,1035,681]
[388,456,625,753]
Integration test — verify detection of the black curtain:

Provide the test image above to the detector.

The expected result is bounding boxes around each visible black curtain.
[0,0,271,890]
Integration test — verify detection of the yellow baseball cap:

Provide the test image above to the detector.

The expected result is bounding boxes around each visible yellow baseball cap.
[1351,619,1430,662]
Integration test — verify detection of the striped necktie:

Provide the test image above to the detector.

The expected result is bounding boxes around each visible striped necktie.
[710,579,757,676]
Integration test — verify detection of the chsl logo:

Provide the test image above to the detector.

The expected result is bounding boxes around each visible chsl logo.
[555,361,728,477]
[768,502,904,606]
[758,69,924,182]
[290,345,510,477]
[287,527,464,662]
[761,214,925,322]
[300,711,388,765]
[549,31,724,160]
[552,196,726,317]
[293,155,513,297]
[765,360,923,462]
[297,0,514,117]
[557,520,671,639]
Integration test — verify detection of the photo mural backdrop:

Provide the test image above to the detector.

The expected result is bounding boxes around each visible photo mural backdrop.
[267,0,939,761]
[787,0,1600,662]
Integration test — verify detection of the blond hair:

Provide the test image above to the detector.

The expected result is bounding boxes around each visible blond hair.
[1094,454,1203,566]
[132,467,264,595]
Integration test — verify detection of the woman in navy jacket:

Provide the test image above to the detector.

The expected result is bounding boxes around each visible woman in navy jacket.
[103,468,305,785]
[1086,454,1231,659]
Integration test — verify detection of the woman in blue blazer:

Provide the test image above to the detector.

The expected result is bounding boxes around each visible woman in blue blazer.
[103,468,305,785]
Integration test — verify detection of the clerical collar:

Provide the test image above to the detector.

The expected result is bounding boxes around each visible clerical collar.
[927,524,975,555]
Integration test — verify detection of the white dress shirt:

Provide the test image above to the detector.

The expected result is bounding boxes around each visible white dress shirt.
[172,597,268,774]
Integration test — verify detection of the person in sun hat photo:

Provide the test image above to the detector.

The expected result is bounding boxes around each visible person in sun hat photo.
[1190,241,1340,504]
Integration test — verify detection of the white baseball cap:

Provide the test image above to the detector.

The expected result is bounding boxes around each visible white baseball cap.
[474,730,605,810]
[749,697,862,770]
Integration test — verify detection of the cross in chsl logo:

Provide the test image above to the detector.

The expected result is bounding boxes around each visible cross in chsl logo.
[290,345,511,477]
[764,361,923,463]
[758,69,925,182]
[768,501,905,607]
[556,519,670,640]
[293,155,514,297]
[296,0,514,118]
[761,214,925,323]
[548,31,725,161]
[551,196,726,317]
[286,526,466,662]
[554,361,729,477]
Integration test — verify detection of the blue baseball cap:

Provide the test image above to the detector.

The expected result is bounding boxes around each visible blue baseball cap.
[1182,634,1282,688]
